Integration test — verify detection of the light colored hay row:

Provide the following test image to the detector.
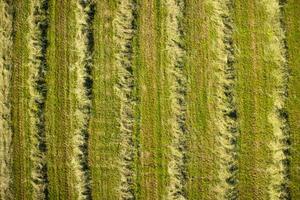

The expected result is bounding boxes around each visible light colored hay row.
[260,0,290,199]
[71,0,94,199]
[0,0,13,199]
[28,0,49,199]
[165,0,188,199]
[114,0,137,199]
[209,0,239,199]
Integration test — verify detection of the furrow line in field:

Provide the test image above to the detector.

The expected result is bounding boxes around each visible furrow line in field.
[262,0,290,199]
[72,0,94,199]
[0,0,13,199]
[28,0,49,199]
[165,0,188,199]
[114,0,137,199]
[210,0,239,199]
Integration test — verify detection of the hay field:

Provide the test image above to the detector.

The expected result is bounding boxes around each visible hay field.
[0,0,299,199]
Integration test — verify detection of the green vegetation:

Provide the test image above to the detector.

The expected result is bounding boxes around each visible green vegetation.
[89,1,120,199]
[45,0,75,198]
[184,1,217,199]
[1,0,300,199]
[285,0,300,199]
[133,0,167,199]
[11,0,32,199]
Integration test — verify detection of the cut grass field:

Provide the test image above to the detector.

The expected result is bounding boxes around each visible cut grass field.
[46,0,75,198]
[89,1,120,199]
[11,0,32,199]
[1,0,300,199]
[185,1,217,198]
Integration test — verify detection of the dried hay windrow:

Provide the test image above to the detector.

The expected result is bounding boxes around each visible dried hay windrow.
[28,0,49,199]
[208,0,239,199]
[261,0,291,199]
[114,0,137,199]
[0,0,13,199]
[165,0,188,199]
[71,0,94,199]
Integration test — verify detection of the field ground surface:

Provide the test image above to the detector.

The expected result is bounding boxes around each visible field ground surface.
[0,0,299,199]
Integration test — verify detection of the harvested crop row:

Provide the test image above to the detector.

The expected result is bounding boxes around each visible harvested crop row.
[114,0,137,199]
[209,0,239,199]
[71,0,94,199]
[0,0,13,199]
[27,0,49,199]
[262,0,290,199]
[164,0,188,199]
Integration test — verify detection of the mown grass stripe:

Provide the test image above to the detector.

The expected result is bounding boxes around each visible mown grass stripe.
[164,0,188,199]
[0,0,13,199]
[28,0,49,199]
[285,0,300,198]
[89,1,120,199]
[234,0,274,198]
[185,0,218,199]
[209,0,239,199]
[134,0,165,198]
[262,0,291,199]
[71,0,94,199]
[114,0,137,199]
[45,0,74,197]
[11,0,31,198]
